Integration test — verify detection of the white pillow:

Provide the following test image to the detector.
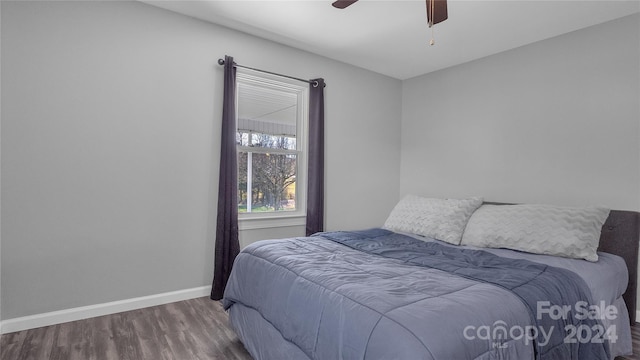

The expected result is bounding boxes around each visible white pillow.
[383,195,483,245]
[460,204,610,262]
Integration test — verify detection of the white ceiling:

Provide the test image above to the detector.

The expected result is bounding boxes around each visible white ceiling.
[142,0,640,80]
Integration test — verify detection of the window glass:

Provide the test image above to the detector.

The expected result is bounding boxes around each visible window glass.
[236,72,306,216]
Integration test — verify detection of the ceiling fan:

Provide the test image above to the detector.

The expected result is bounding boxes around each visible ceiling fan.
[332,0,447,25]
[332,0,448,44]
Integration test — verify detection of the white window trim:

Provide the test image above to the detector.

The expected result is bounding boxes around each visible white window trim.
[238,215,306,231]
[236,69,309,230]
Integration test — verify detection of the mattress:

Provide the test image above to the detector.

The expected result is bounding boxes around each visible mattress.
[405,231,629,309]
[223,229,632,360]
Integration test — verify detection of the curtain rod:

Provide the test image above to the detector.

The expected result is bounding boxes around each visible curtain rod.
[217,58,320,88]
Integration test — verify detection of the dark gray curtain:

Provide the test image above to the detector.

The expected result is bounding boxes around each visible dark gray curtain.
[211,55,240,301]
[306,79,325,236]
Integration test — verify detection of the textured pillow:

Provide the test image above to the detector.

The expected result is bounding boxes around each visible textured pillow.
[383,195,483,245]
[461,204,610,261]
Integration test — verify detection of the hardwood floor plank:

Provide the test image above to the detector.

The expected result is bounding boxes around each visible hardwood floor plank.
[625,325,640,359]
[118,312,148,360]
[20,325,55,360]
[87,315,119,360]
[48,322,70,360]
[131,309,173,360]
[0,330,27,360]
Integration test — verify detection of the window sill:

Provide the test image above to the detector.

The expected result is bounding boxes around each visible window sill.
[238,214,306,230]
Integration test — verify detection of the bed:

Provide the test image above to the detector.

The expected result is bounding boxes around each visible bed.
[222,199,639,360]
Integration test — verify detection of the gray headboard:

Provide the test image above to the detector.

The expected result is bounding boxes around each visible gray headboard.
[485,203,640,324]
[596,210,639,324]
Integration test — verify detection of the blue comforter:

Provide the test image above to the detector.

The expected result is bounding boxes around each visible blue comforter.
[223,229,610,360]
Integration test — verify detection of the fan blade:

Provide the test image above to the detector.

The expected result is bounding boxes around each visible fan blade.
[426,0,448,25]
[332,0,358,9]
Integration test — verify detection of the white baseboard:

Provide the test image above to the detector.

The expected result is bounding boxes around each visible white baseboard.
[0,285,212,334]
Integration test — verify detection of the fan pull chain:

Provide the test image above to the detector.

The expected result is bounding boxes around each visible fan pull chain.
[429,0,435,46]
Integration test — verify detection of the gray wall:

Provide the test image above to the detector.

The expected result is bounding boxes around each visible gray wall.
[401,13,640,301]
[401,14,639,210]
[0,0,402,319]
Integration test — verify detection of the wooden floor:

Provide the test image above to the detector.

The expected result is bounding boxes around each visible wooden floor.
[0,297,252,360]
[624,323,640,360]
[1,297,640,360]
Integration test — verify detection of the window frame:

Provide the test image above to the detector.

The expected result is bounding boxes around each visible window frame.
[236,69,309,230]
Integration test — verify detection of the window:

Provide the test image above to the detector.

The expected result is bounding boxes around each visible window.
[236,70,308,225]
